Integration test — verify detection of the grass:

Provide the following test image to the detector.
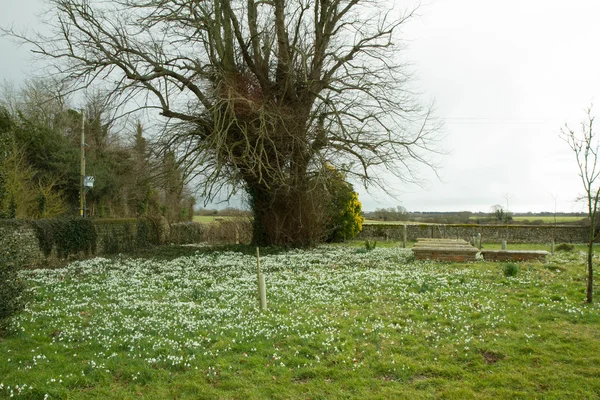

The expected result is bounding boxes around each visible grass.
[511,216,585,223]
[480,242,592,253]
[192,215,235,223]
[1,244,600,398]
[363,219,423,225]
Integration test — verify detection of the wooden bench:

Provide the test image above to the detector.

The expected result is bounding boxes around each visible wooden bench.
[412,238,479,262]
[480,250,549,262]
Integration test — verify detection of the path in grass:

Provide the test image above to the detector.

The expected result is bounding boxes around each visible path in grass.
[1,246,599,399]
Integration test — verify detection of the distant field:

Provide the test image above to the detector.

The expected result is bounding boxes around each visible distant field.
[364,217,586,225]
[511,216,585,223]
[363,220,425,225]
[193,215,235,223]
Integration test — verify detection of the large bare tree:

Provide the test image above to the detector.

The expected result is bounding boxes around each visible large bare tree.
[7,0,440,245]
[561,106,598,303]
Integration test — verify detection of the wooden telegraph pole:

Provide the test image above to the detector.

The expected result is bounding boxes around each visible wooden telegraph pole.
[79,110,85,217]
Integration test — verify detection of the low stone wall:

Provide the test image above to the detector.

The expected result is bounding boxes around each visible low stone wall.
[358,223,589,244]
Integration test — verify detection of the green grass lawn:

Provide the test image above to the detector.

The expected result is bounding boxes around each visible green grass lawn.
[2,245,600,398]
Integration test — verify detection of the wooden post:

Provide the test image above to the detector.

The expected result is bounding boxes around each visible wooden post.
[256,247,267,310]
[79,110,85,217]
[502,240,507,250]
[477,233,482,249]
[259,274,267,311]
[403,225,407,248]
[551,240,555,255]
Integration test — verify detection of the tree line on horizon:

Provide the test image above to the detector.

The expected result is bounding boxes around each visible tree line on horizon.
[363,207,587,225]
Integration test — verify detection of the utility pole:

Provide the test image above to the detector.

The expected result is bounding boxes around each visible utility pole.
[80,110,85,217]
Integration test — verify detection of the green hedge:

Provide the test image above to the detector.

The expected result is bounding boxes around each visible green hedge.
[100,216,169,254]
[30,218,97,259]
[170,222,204,245]
[0,253,29,335]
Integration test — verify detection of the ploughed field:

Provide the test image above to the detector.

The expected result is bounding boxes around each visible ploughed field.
[2,246,599,399]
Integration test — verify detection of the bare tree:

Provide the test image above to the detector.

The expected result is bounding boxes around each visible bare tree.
[561,106,598,303]
[6,0,440,245]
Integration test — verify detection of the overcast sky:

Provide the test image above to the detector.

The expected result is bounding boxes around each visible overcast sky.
[1,0,599,213]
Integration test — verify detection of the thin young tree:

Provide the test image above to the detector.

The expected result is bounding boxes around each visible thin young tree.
[5,0,441,245]
[561,106,598,303]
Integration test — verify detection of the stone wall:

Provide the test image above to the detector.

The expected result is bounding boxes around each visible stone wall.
[358,223,590,244]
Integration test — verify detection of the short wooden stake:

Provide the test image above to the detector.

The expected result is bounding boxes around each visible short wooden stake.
[551,240,555,255]
[502,240,507,250]
[403,225,407,248]
[259,274,267,311]
[477,233,482,249]
[256,247,267,310]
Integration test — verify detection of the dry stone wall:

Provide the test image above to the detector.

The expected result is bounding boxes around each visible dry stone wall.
[358,223,590,244]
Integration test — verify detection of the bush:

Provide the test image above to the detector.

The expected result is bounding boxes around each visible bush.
[555,243,575,252]
[365,240,377,251]
[203,219,252,245]
[324,166,364,242]
[169,222,205,245]
[503,262,519,277]
[30,217,97,259]
[0,254,29,335]
[100,217,168,254]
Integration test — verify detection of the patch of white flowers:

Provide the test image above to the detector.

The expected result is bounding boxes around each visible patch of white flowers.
[1,246,597,394]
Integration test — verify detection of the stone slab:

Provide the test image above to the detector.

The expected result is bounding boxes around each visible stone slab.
[412,238,479,262]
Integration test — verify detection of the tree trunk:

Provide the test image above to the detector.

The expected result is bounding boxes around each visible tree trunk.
[247,182,328,247]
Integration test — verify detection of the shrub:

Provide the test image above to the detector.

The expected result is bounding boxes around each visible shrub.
[169,222,205,245]
[503,262,519,277]
[555,243,575,252]
[365,240,377,251]
[135,218,157,248]
[30,217,97,259]
[203,219,252,245]
[0,253,29,335]
[324,166,364,242]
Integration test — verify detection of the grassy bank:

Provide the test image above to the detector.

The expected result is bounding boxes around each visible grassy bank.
[1,245,599,398]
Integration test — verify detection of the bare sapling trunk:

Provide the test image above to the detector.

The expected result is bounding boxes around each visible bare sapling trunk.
[561,106,599,303]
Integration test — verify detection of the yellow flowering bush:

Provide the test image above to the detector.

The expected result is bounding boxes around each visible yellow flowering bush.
[325,167,364,242]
